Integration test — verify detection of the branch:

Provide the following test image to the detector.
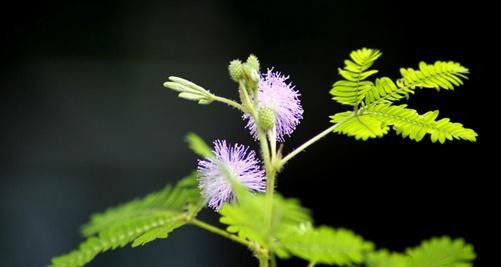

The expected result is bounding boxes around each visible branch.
[280,118,349,167]
[190,219,253,248]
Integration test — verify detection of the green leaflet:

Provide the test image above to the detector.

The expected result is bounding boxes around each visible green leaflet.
[163,76,214,104]
[49,173,204,267]
[406,237,476,267]
[331,104,477,143]
[330,111,389,140]
[364,77,414,105]
[365,250,408,267]
[365,237,475,267]
[219,189,312,258]
[330,48,381,106]
[366,104,477,143]
[185,132,213,158]
[400,61,469,91]
[330,48,477,143]
[364,62,469,106]
[281,224,374,266]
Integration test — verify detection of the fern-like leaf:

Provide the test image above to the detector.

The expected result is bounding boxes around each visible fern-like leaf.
[330,49,477,143]
[406,236,476,267]
[365,104,477,143]
[281,224,374,266]
[364,237,475,267]
[363,77,415,105]
[331,104,477,143]
[400,61,469,91]
[330,48,382,106]
[363,62,469,106]
[219,190,311,258]
[49,173,204,267]
[330,111,389,140]
[365,250,408,267]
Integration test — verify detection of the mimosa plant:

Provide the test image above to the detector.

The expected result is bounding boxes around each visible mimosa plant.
[49,48,477,267]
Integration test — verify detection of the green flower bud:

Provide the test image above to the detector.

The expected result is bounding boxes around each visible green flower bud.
[228,60,243,82]
[258,108,276,131]
[246,54,260,71]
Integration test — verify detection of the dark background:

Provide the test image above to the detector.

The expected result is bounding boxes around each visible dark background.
[1,1,495,267]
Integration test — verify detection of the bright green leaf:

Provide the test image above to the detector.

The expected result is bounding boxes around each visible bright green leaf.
[406,236,475,267]
[330,111,389,140]
[281,224,374,266]
[185,132,213,158]
[330,48,382,106]
[219,190,311,258]
[50,173,204,267]
[365,250,409,267]
[400,61,468,91]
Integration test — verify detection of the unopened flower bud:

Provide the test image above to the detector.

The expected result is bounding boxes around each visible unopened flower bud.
[246,54,260,71]
[258,108,276,131]
[228,60,243,82]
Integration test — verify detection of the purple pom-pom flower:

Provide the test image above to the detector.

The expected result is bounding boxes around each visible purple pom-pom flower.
[244,69,303,142]
[197,140,266,211]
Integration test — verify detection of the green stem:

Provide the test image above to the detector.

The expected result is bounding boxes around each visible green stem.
[280,124,337,166]
[190,219,253,248]
[239,80,257,116]
[236,76,274,267]
[268,129,277,163]
[258,128,275,208]
[280,117,351,167]
[270,253,277,267]
[307,262,317,267]
[259,253,269,267]
[211,95,244,111]
[257,128,276,267]
[258,129,272,174]
[266,170,276,205]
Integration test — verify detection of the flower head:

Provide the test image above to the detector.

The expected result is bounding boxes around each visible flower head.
[197,140,266,211]
[244,69,303,142]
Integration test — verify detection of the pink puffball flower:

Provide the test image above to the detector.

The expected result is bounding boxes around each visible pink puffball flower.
[197,140,266,211]
[244,69,303,142]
